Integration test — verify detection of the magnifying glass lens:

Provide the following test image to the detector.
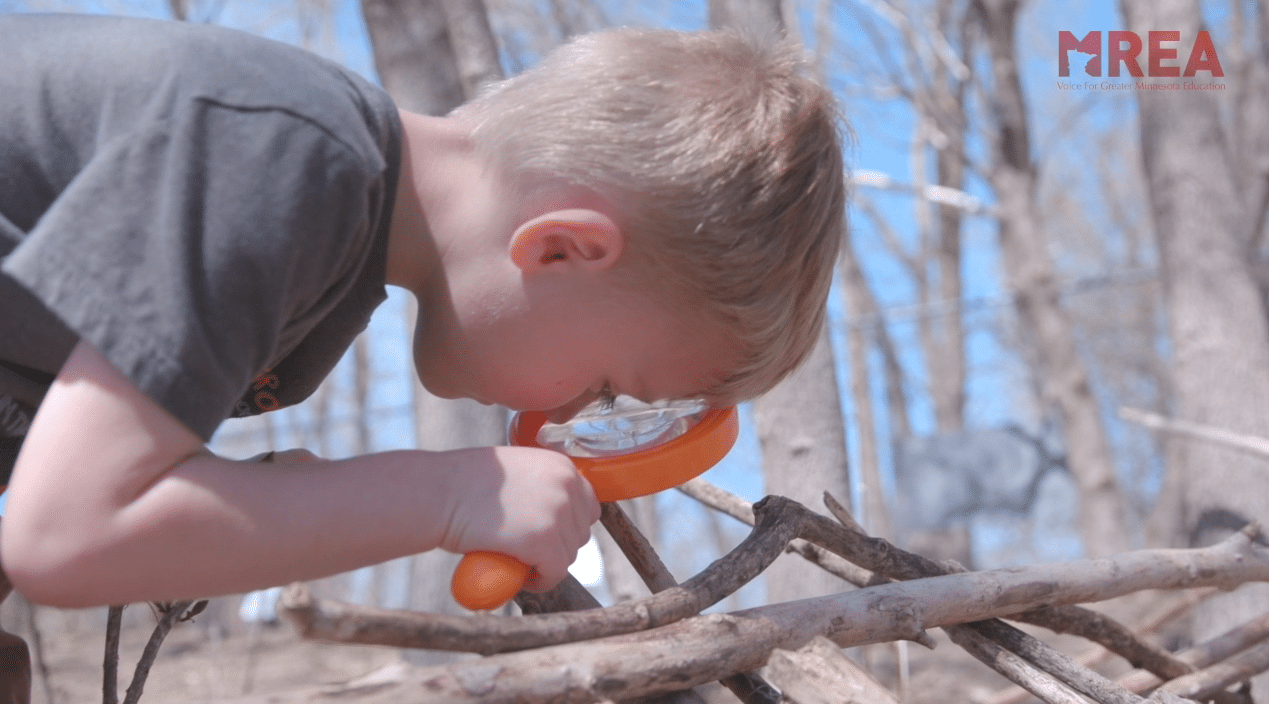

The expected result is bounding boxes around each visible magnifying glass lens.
[536,397,710,458]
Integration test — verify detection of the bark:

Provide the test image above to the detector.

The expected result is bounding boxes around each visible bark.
[765,636,899,704]
[707,0,784,37]
[1122,0,1269,696]
[751,323,854,603]
[361,0,466,116]
[438,0,502,97]
[973,0,1131,557]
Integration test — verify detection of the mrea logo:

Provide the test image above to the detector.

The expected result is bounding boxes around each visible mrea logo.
[1059,31,1223,78]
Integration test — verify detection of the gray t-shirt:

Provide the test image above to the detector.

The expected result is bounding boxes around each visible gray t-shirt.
[0,14,402,481]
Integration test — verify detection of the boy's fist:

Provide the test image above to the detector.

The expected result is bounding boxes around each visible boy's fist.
[441,446,599,591]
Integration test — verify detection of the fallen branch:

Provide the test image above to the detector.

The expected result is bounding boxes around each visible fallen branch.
[945,625,1093,704]
[680,484,1256,702]
[683,480,1199,679]
[988,589,1219,704]
[598,502,779,704]
[1158,642,1269,702]
[764,636,899,704]
[280,496,806,654]
[259,520,1269,703]
[957,620,1145,704]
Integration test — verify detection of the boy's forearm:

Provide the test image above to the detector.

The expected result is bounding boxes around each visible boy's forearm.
[112,449,467,601]
[9,447,479,607]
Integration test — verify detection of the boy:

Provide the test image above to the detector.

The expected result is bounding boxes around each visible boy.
[0,13,845,610]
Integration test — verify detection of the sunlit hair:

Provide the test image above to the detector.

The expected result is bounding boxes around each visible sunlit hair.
[451,27,848,404]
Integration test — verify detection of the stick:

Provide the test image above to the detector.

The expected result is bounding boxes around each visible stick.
[267,518,1269,702]
[1119,407,1269,461]
[103,605,123,704]
[599,502,780,704]
[281,496,806,654]
[1159,642,1269,702]
[683,480,1202,678]
[989,589,1218,704]
[122,601,196,704]
[945,625,1094,704]
[959,620,1145,704]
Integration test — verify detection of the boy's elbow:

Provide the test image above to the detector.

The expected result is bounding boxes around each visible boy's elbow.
[1,515,109,609]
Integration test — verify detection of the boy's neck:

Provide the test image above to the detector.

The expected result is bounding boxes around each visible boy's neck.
[385,109,507,297]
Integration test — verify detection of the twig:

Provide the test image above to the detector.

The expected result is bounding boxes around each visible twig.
[945,625,1092,704]
[816,491,1153,704]
[683,480,1201,679]
[1159,642,1269,702]
[24,599,54,704]
[1177,612,1269,672]
[688,481,1251,704]
[989,589,1219,704]
[599,502,781,704]
[104,605,123,704]
[821,489,1196,679]
[122,600,196,704]
[1109,612,1269,704]
[1119,407,1269,463]
[959,620,1145,704]
[281,496,807,654]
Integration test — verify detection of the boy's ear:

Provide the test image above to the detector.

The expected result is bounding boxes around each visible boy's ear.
[508,209,623,273]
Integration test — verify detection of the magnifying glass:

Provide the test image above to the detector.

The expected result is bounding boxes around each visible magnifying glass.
[450,398,740,611]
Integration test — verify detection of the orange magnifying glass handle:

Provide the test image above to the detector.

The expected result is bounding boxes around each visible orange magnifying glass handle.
[450,406,738,611]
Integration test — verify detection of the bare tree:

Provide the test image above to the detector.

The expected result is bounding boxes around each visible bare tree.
[1121,0,1269,693]
[971,0,1131,557]
[837,0,979,559]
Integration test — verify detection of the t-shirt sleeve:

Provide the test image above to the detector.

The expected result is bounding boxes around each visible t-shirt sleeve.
[1,99,382,440]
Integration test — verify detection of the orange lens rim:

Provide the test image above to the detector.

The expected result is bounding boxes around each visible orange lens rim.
[509,406,739,503]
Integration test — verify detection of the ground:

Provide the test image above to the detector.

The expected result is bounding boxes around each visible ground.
[2,591,1178,704]
[5,596,399,704]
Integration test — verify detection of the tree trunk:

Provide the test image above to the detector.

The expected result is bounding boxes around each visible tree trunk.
[1121,0,1269,689]
[361,0,465,116]
[361,0,508,666]
[707,0,853,605]
[974,0,1131,557]
[839,238,891,541]
[438,0,502,97]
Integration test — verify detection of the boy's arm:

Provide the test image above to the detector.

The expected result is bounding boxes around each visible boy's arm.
[1,340,598,608]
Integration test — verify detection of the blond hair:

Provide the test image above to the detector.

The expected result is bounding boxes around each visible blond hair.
[453,28,847,404]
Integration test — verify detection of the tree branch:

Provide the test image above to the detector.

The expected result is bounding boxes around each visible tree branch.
[598,502,780,704]
[280,496,805,655]
[1120,406,1269,463]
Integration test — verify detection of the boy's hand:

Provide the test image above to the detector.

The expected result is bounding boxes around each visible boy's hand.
[441,446,599,591]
